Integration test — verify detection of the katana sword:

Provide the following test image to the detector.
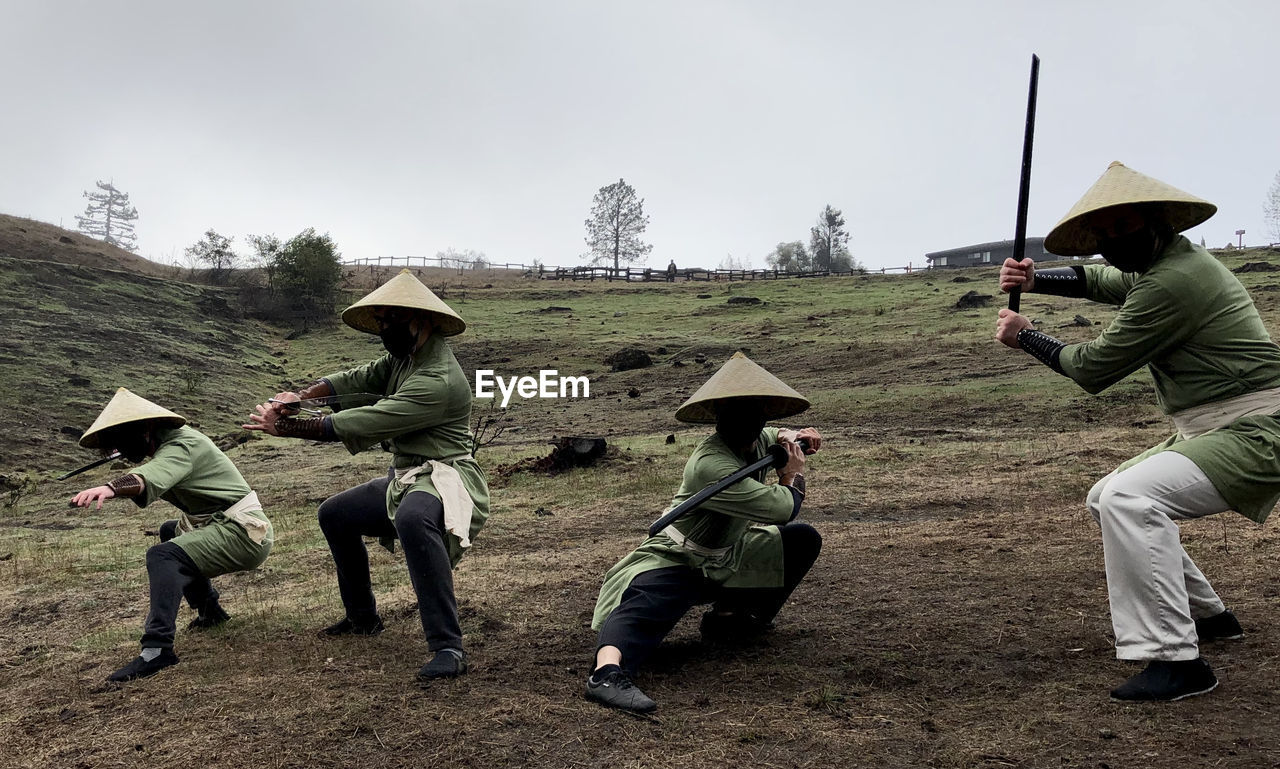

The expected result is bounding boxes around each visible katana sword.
[58,452,123,481]
[647,438,809,538]
[1008,53,1040,314]
[268,392,382,415]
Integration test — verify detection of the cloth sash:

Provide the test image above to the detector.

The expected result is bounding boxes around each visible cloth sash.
[661,525,731,558]
[392,454,475,548]
[1170,386,1280,440]
[175,491,272,545]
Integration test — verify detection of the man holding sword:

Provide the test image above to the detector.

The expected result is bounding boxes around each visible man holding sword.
[994,161,1280,701]
[585,351,823,713]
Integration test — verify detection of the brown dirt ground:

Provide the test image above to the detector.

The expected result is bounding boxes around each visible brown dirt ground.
[3,224,1280,768]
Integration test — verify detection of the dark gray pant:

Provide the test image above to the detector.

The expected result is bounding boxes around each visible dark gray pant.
[596,522,822,673]
[140,522,220,649]
[318,471,462,651]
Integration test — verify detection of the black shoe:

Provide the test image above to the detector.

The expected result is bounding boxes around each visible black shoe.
[1195,610,1244,642]
[699,609,774,644]
[417,650,468,680]
[1110,658,1218,702]
[108,648,180,682]
[187,604,231,630]
[320,616,384,637]
[585,669,658,713]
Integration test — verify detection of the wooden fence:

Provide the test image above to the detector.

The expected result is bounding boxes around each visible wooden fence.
[341,254,921,282]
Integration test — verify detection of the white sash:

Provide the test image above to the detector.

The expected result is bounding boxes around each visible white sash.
[393,455,475,548]
[661,525,731,558]
[176,491,272,545]
[1170,386,1280,440]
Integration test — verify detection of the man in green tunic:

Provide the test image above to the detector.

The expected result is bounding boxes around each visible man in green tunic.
[71,388,273,682]
[245,270,489,680]
[995,161,1280,701]
[585,352,823,713]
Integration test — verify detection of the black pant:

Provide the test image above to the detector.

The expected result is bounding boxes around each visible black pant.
[140,524,218,649]
[318,471,462,651]
[596,521,822,673]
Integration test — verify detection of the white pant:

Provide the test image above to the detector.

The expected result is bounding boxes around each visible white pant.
[1086,451,1229,661]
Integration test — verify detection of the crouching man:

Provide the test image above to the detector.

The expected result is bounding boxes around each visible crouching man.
[586,352,823,713]
[995,162,1280,701]
[71,388,273,682]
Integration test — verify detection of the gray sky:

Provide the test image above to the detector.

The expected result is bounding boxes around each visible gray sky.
[3,1,1277,271]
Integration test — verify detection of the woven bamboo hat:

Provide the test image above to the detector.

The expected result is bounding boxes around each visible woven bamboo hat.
[79,388,186,449]
[1044,161,1217,256]
[341,269,466,336]
[675,351,810,424]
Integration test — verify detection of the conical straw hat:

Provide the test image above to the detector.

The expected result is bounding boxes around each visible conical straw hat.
[674,351,810,424]
[79,387,186,448]
[341,269,466,336]
[1044,161,1216,256]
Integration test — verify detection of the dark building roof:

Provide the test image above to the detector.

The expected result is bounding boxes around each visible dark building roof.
[925,237,1048,267]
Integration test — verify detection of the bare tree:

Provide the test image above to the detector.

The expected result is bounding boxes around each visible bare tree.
[585,178,653,269]
[76,180,139,251]
[1265,170,1280,244]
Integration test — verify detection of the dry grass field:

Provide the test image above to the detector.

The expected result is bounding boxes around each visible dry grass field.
[3,226,1280,768]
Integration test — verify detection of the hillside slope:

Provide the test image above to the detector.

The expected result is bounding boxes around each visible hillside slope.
[0,214,176,276]
[0,256,288,473]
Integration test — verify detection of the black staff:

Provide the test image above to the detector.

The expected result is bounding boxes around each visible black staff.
[1008,53,1040,314]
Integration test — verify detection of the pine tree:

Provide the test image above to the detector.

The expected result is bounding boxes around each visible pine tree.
[76,180,139,251]
[584,178,653,270]
[809,205,856,272]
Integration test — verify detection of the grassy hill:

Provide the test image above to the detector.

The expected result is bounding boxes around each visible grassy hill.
[3,225,1280,767]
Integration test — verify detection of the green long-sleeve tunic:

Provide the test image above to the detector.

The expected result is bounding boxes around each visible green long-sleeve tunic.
[323,334,489,564]
[130,426,272,576]
[1057,236,1280,522]
[591,427,795,629]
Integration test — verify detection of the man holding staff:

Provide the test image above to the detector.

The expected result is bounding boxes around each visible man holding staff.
[995,161,1280,701]
[245,269,489,681]
[585,352,822,713]
[71,388,273,682]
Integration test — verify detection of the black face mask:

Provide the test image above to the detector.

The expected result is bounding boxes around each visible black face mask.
[107,428,151,463]
[715,406,769,449]
[380,324,417,358]
[1099,227,1164,273]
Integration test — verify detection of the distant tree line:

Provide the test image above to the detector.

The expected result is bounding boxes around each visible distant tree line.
[183,227,343,324]
[766,205,859,273]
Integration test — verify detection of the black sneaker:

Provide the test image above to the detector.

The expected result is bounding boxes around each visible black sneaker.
[699,609,774,644]
[417,650,468,680]
[320,616,384,637]
[187,604,231,630]
[1195,610,1244,643]
[585,669,657,713]
[1110,658,1218,702]
[108,648,180,682]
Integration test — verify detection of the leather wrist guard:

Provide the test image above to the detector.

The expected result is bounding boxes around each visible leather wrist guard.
[1018,328,1066,374]
[276,416,337,441]
[788,473,806,498]
[107,473,144,497]
[1033,266,1086,298]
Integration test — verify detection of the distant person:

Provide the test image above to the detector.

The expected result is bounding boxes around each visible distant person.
[584,352,823,713]
[70,388,273,682]
[667,259,677,282]
[245,269,489,681]
[995,161,1280,701]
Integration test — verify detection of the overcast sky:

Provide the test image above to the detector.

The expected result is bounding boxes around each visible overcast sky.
[3,1,1277,271]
